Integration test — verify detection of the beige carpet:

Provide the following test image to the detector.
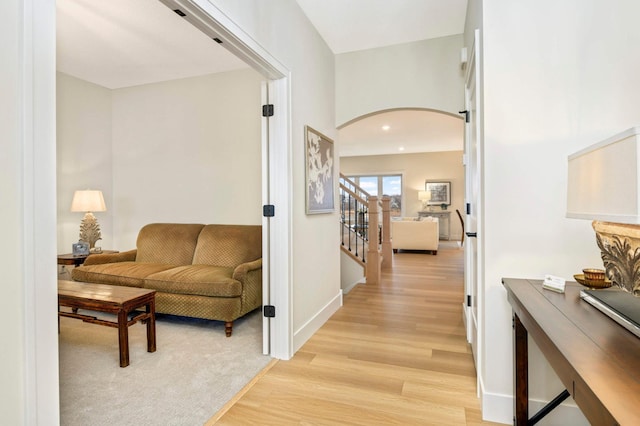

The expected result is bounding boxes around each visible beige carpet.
[59,308,270,426]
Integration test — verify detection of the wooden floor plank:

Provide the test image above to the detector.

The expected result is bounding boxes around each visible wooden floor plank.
[210,245,502,425]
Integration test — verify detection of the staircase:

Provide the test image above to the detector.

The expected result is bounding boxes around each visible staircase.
[339,174,392,284]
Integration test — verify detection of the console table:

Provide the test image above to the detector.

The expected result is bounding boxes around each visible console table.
[503,278,640,425]
[418,211,450,240]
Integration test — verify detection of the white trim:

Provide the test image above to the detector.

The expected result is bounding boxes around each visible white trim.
[342,277,366,295]
[267,76,294,360]
[480,385,512,424]
[161,0,288,79]
[293,291,343,353]
[24,0,60,422]
[481,388,588,425]
[261,81,270,355]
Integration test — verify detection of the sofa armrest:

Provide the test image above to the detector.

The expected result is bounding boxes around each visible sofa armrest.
[232,258,263,282]
[83,249,137,266]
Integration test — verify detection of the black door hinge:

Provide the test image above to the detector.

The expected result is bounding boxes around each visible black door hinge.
[458,109,470,123]
[467,295,472,307]
[263,205,275,217]
[262,104,274,117]
[263,305,276,318]
[466,203,471,215]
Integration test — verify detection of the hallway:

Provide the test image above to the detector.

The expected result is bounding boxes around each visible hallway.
[211,243,501,425]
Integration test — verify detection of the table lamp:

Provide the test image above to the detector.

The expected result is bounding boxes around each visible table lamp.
[567,126,640,295]
[418,190,432,210]
[71,189,106,251]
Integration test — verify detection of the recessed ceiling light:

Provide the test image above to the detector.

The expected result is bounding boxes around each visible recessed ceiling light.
[398,146,405,151]
[382,125,390,131]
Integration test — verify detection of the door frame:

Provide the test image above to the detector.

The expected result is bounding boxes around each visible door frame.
[463,28,484,393]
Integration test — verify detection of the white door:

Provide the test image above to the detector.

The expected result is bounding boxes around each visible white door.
[261,82,271,354]
[463,29,482,374]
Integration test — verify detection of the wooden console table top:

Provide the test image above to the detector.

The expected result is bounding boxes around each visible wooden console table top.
[503,278,640,425]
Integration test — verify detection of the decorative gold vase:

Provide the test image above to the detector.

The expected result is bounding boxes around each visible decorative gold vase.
[593,221,640,296]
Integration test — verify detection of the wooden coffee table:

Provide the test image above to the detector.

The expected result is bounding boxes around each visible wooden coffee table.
[58,280,157,367]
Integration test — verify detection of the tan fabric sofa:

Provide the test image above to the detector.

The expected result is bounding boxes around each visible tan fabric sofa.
[72,223,262,336]
[391,217,439,254]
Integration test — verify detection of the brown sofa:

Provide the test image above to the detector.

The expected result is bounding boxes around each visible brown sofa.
[71,223,262,336]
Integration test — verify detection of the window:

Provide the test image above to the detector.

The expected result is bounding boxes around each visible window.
[348,174,402,217]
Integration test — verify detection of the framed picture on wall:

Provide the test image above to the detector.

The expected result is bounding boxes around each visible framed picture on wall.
[425,181,451,205]
[305,125,335,214]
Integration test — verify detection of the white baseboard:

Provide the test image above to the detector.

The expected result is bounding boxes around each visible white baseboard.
[481,388,513,425]
[481,386,589,425]
[343,277,366,295]
[293,290,342,353]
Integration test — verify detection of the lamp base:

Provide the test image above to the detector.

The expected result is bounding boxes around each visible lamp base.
[593,220,640,296]
[79,212,102,250]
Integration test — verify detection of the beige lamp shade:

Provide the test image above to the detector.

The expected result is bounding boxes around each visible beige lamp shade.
[567,126,640,295]
[71,190,106,213]
[418,190,432,201]
[567,127,640,223]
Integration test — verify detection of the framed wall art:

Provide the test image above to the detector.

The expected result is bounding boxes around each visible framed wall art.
[305,125,335,214]
[425,181,451,206]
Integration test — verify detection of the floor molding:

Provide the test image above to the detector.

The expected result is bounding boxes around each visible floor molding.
[204,358,279,425]
[481,387,588,425]
[293,290,343,353]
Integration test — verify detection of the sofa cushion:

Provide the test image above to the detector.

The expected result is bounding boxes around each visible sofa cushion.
[143,265,242,297]
[192,225,261,267]
[135,223,205,265]
[71,262,177,287]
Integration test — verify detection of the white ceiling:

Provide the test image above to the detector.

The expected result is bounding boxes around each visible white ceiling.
[56,0,248,89]
[339,110,463,157]
[56,0,467,156]
[295,0,468,54]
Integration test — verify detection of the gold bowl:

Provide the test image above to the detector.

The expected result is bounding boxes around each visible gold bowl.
[582,268,605,281]
[574,274,612,289]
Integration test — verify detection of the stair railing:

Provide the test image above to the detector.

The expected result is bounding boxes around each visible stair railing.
[339,180,369,263]
[339,174,392,284]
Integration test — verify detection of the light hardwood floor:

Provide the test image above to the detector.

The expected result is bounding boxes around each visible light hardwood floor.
[209,242,503,425]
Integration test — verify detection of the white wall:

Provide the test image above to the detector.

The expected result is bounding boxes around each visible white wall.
[475,0,640,423]
[57,72,113,253]
[1,0,59,423]
[111,69,263,248]
[57,69,263,251]
[208,0,339,351]
[336,35,465,126]
[341,151,465,240]
[0,1,27,422]
[340,251,365,294]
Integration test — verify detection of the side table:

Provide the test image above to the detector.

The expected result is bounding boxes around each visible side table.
[57,251,118,279]
[57,250,119,266]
